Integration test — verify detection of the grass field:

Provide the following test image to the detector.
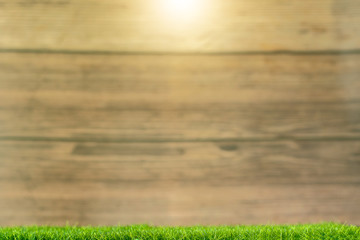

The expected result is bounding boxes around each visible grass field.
[0,223,359,240]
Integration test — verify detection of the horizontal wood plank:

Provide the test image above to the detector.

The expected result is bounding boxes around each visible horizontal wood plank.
[1,185,359,226]
[1,0,360,52]
[0,53,359,140]
[0,141,359,186]
[0,140,359,225]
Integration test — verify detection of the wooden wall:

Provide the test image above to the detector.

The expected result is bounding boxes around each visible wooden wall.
[0,0,359,226]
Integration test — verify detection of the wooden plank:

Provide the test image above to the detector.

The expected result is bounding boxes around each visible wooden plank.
[0,140,359,225]
[0,53,359,140]
[1,185,359,226]
[1,140,359,186]
[0,0,360,52]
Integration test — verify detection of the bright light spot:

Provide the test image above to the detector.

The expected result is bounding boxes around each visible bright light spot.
[161,0,204,24]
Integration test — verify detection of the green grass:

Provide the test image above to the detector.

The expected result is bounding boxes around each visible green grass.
[0,223,359,240]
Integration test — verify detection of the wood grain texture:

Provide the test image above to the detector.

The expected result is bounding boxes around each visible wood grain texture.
[1,0,360,52]
[1,141,359,186]
[0,52,360,141]
[0,140,359,225]
[1,51,359,225]
[1,185,359,226]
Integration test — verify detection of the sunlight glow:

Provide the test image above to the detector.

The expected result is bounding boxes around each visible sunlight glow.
[161,0,205,24]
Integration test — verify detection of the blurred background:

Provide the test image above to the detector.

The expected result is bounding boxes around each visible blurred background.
[0,0,359,226]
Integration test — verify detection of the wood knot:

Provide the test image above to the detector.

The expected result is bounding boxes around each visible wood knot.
[218,144,238,151]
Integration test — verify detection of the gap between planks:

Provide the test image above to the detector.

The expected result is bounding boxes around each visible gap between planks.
[1,136,360,143]
[1,48,360,56]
